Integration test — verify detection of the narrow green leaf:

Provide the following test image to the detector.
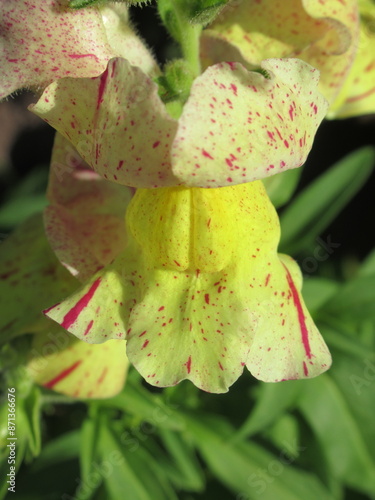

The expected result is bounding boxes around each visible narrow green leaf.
[0,195,47,228]
[18,385,41,458]
[263,167,302,208]
[319,325,375,360]
[234,380,304,440]
[329,352,375,462]
[30,430,80,472]
[298,374,375,495]
[80,407,103,492]
[99,424,177,500]
[186,413,334,500]
[99,382,184,431]
[301,278,340,315]
[359,249,375,276]
[69,0,105,8]
[323,273,375,321]
[159,428,205,491]
[280,147,375,254]
[263,415,300,459]
[187,0,228,25]
[125,445,179,500]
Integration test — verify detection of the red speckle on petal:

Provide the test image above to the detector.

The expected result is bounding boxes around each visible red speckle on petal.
[97,69,108,109]
[202,149,214,159]
[225,61,236,70]
[230,83,238,96]
[186,356,192,374]
[205,294,210,304]
[97,367,108,385]
[153,141,160,148]
[84,320,94,336]
[142,339,149,349]
[158,306,165,311]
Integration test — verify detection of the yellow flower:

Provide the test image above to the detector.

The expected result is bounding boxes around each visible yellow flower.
[45,178,331,393]
[200,0,375,117]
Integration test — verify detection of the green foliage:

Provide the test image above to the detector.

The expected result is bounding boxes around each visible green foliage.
[298,375,375,495]
[68,0,106,8]
[156,59,195,104]
[0,167,48,229]
[280,147,375,254]
[68,0,151,8]
[158,0,228,37]
[183,0,229,26]
[263,167,302,208]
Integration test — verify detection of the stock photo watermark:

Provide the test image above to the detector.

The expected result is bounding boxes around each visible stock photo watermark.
[236,440,307,499]
[6,387,17,494]
[301,235,341,276]
[349,358,375,395]
[61,450,124,500]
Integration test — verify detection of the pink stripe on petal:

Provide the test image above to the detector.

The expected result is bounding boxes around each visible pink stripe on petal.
[61,278,101,329]
[44,360,82,388]
[283,264,312,359]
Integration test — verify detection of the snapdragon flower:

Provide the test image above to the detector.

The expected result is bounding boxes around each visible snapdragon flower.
[200,0,375,117]
[29,56,331,392]
[41,142,332,393]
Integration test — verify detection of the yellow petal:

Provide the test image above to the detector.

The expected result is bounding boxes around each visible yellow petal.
[330,2,375,117]
[46,182,331,393]
[27,322,128,399]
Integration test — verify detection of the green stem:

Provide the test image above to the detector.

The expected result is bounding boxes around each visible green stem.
[172,0,202,78]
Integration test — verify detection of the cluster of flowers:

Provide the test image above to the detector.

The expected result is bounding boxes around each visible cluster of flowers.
[1,0,374,397]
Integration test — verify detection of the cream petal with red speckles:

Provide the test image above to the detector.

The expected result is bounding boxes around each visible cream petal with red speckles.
[0,1,158,99]
[32,57,327,189]
[201,0,359,107]
[44,134,132,282]
[172,58,328,187]
[31,58,179,188]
